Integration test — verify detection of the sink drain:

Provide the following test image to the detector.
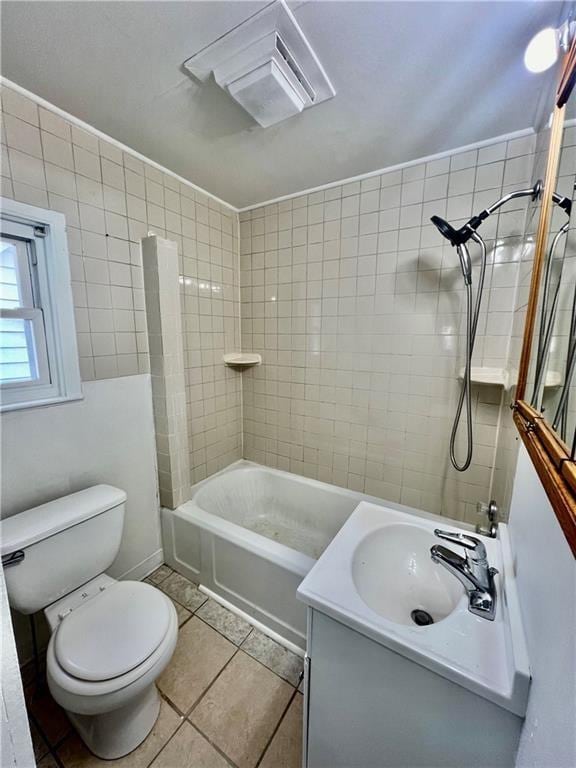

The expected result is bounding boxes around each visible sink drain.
[411,609,434,626]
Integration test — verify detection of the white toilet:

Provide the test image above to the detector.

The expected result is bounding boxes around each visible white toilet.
[2,485,178,759]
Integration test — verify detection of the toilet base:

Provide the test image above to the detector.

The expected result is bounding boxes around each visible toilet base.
[67,683,161,759]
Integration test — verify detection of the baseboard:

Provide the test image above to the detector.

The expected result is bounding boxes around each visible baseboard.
[118,549,164,582]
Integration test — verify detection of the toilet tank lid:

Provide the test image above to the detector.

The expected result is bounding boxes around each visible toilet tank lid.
[1,485,127,555]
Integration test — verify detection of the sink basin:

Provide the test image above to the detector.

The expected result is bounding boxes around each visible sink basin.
[352,524,464,626]
[297,500,531,717]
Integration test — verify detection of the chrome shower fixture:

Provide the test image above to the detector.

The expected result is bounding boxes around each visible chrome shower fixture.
[431,180,542,472]
[431,180,542,249]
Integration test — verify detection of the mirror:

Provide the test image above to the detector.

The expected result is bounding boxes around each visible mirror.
[514,40,576,556]
[529,130,576,444]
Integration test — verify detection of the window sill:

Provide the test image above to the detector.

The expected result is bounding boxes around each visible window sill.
[0,392,84,413]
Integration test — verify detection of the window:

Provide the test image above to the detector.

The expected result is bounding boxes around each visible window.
[0,198,81,410]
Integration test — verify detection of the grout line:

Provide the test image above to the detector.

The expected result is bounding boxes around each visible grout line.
[184,647,242,719]
[143,714,189,768]
[29,713,51,761]
[239,641,302,689]
[157,687,187,720]
[181,645,296,768]
[49,747,65,768]
[186,720,239,768]
[254,686,299,768]
[0,76,238,213]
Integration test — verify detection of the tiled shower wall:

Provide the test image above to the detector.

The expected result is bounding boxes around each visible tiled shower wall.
[240,137,536,523]
[0,81,546,518]
[0,83,242,486]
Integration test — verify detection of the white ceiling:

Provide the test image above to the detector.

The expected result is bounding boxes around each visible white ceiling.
[1,1,564,208]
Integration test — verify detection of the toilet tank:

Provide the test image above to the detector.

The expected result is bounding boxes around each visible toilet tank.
[1,485,126,614]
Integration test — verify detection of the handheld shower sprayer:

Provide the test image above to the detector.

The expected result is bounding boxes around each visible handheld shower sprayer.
[431,180,542,472]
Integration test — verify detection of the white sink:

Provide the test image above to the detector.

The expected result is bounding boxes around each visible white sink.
[352,524,463,626]
[297,500,531,717]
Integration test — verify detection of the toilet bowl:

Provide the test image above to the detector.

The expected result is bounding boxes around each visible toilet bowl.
[2,485,178,759]
[45,575,178,758]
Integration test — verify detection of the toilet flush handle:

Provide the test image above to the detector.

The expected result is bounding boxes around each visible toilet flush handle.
[1,550,25,567]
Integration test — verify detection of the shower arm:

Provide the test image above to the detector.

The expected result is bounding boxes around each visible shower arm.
[477,184,570,231]
[484,182,543,216]
[431,181,542,249]
[459,181,543,241]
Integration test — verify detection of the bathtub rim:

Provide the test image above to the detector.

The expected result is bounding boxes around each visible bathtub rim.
[170,459,474,582]
[170,500,316,579]
[186,459,475,537]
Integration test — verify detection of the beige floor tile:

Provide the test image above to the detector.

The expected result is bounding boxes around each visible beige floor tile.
[190,651,293,768]
[174,601,192,627]
[145,565,173,586]
[157,573,207,612]
[158,617,235,712]
[241,630,303,686]
[260,693,303,768]
[196,599,252,645]
[26,682,72,747]
[150,721,230,768]
[57,698,181,768]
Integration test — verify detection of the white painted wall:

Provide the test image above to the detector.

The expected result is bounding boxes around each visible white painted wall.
[1,374,162,577]
[1,374,162,662]
[509,446,576,768]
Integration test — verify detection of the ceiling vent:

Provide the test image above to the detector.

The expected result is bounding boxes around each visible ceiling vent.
[183,0,335,128]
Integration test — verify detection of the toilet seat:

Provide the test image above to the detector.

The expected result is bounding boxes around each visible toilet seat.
[54,581,171,682]
[47,584,178,717]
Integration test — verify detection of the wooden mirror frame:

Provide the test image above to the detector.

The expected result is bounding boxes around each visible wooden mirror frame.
[514,40,576,556]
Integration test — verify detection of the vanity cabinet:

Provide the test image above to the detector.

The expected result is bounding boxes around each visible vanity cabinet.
[303,608,523,768]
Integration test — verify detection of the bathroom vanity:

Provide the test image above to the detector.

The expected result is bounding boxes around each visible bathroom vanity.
[297,502,530,768]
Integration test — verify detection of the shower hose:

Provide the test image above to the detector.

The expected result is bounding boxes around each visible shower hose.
[449,233,487,472]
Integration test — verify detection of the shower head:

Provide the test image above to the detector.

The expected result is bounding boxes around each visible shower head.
[431,216,470,247]
[431,180,544,250]
[430,216,473,285]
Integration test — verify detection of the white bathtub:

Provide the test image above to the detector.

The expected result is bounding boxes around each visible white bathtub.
[161,461,461,650]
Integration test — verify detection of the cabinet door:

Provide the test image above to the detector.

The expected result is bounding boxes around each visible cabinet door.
[306,610,521,768]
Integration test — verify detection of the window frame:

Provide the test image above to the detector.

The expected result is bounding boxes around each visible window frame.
[0,198,82,411]
[1,225,51,389]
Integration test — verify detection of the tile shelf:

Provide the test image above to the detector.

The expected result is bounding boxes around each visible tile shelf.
[458,367,509,387]
[458,367,562,389]
[223,353,262,369]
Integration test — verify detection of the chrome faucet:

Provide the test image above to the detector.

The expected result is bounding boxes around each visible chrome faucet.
[430,530,498,621]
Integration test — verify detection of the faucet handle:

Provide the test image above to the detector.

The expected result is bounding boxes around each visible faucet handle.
[433,529,487,561]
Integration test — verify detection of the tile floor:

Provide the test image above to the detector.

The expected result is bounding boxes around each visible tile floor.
[25,566,304,768]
